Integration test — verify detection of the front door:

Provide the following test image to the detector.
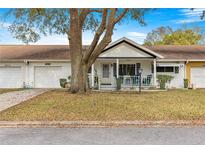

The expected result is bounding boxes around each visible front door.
[101,64,111,84]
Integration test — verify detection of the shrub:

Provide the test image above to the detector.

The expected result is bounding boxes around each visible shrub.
[59,78,68,88]
[116,77,122,90]
[157,75,174,89]
[184,79,188,88]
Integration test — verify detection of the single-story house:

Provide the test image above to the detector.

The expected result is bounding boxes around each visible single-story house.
[0,37,205,90]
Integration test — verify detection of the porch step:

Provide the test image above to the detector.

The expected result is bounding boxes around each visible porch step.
[100,85,116,91]
[100,83,112,85]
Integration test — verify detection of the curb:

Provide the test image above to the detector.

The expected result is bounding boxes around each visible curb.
[1,120,205,128]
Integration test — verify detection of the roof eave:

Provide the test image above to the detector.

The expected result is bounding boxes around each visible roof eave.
[0,59,71,62]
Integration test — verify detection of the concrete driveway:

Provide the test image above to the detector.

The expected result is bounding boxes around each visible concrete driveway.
[0,89,48,112]
[1,127,205,144]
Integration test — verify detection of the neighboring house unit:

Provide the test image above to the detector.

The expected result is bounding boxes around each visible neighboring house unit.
[0,37,205,89]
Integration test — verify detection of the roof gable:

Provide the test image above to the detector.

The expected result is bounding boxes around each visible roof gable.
[99,42,153,58]
[101,37,164,58]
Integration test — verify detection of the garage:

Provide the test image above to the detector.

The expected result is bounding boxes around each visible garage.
[34,66,62,88]
[191,67,205,88]
[0,66,23,88]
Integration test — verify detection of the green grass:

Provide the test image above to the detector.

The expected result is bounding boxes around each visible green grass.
[0,88,22,94]
[1,89,205,121]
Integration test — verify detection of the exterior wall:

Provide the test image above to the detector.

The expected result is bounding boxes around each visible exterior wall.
[0,60,185,89]
[94,60,185,89]
[186,61,205,86]
[157,62,185,88]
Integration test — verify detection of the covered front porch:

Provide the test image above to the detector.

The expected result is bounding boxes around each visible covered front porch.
[89,58,157,90]
[87,37,163,91]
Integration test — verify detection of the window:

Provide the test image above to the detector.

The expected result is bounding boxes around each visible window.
[119,64,135,75]
[174,67,179,74]
[157,67,165,72]
[102,64,109,78]
[136,63,141,75]
[157,66,174,72]
[165,67,174,72]
[113,63,116,77]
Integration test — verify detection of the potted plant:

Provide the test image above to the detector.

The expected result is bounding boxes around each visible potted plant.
[59,76,71,88]
[184,79,188,89]
[116,77,122,90]
[59,78,68,88]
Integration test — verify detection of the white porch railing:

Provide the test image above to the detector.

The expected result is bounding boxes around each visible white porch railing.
[87,73,99,89]
[119,75,153,86]
[88,74,153,89]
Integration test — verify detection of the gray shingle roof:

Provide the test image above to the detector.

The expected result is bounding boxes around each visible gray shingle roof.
[1,44,205,60]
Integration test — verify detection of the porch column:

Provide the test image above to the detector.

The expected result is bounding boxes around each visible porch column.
[116,59,119,78]
[91,64,95,88]
[153,58,157,86]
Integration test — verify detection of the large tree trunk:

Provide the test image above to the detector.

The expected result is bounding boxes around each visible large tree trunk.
[69,9,87,93]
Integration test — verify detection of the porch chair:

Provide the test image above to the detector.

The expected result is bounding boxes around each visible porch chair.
[143,75,152,86]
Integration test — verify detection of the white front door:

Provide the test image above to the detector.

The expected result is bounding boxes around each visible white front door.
[101,64,111,84]
[34,66,62,88]
[0,66,23,88]
[191,67,205,88]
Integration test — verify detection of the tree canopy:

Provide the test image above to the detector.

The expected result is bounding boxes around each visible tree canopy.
[162,29,203,45]
[7,9,149,44]
[144,26,203,45]
[143,26,173,46]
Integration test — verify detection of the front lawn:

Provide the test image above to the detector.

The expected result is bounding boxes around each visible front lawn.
[0,88,22,94]
[1,89,205,121]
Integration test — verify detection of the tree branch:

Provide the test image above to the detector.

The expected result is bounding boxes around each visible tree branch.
[87,9,117,67]
[114,8,128,23]
[79,9,103,28]
[88,9,103,13]
[79,8,90,28]
[83,9,107,62]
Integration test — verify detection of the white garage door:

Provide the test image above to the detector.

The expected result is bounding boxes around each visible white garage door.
[191,67,205,88]
[0,66,23,88]
[34,66,62,88]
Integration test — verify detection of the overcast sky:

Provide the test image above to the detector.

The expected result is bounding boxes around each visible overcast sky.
[0,8,205,45]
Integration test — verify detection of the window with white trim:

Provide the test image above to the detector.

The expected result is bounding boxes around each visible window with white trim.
[119,64,135,76]
[157,66,179,73]
[157,66,174,72]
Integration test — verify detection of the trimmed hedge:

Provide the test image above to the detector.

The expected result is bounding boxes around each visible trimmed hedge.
[157,75,174,89]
